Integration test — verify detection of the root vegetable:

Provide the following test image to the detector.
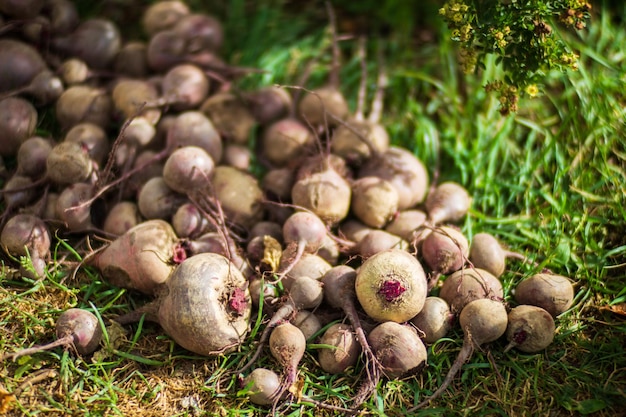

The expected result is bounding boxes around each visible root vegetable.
[173,13,224,53]
[17,136,52,179]
[137,177,186,220]
[211,166,264,228]
[276,211,327,282]
[321,265,379,380]
[91,219,181,295]
[355,321,427,407]
[358,146,429,210]
[339,219,372,244]
[51,18,121,69]
[298,86,349,128]
[439,268,503,313]
[2,175,38,212]
[0,0,44,19]
[425,181,471,225]
[261,118,313,167]
[200,92,256,145]
[243,368,281,406]
[142,0,190,36]
[157,253,251,355]
[162,146,214,195]
[469,232,507,277]
[368,321,427,378]
[0,69,64,106]
[1,213,50,262]
[422,226,469,274]
[114,41,149,78]
[262,167,295,201]
[331,119,389,166]
[281,253,331,289]
[55,85,112,130]
[167,111,223,168]
[292,310,322,341]
[513,273,574,317]
[45,0,80,35]
[356,229,408,259]
[411,296,454,343]
[268,322,307,401]
[469,232,539,278]
[385,209,428,244]
[317,233,340,265]
[413,298,507,409]
[248,277,279,312]
[55,183,95,231]
[46,141,94,185]
[421,226,469,289]
[64,123,109,167]
[158,63,210,111]
[505,305,555,353]
[355,248,427,323]
[171,202,211,238]
[0,97,38,157]
[291,167,352,225]
[0,40,46,94]
[247,86,292,125]
[249,221,283,242]
[318,323,361,374]
[111,79,161,125]
[222,144,252,171]
[2,308,103,361]
[102,201,141,236]
[238,275,322,373]
[350,176,398,228]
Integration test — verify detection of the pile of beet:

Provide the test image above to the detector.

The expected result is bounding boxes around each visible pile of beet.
[0,0,577,413]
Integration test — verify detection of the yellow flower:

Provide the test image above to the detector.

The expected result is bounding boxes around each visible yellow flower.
[525,84,539,98]
[439,7,447,15]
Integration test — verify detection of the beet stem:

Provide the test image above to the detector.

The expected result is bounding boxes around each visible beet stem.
[344,299,382,410]
[367,45,387,125]
[71,147,170,214]
[2,334,75,362]
[410,338,474,411]
[355,35,367,121]
[272,240,305,284]
[325,1,340,89]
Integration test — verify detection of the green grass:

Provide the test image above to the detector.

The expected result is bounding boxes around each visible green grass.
[1,1,626,416]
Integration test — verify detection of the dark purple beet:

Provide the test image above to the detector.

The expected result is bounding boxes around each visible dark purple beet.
[52,18,121,69]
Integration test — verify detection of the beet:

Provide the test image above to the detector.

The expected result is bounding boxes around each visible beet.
[157,253,251,355]
[0,39,46,94]
[243,368,281,406]
[92,219,180,295]
[51,18,122,69]
[358,146,429,210]
[142,0,190,36]
[355,248,427,323]
[2,308,103,361]
[412,298,507,409]
[0,97,38,157]
[505,305,555,353]
[439,268,503,313]
[318,323,361,374]
[513,273,575,317]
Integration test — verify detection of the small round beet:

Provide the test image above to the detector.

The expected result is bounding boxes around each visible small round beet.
[243,368,281,406]
[514,273,575,317]
[505,305,555,353]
